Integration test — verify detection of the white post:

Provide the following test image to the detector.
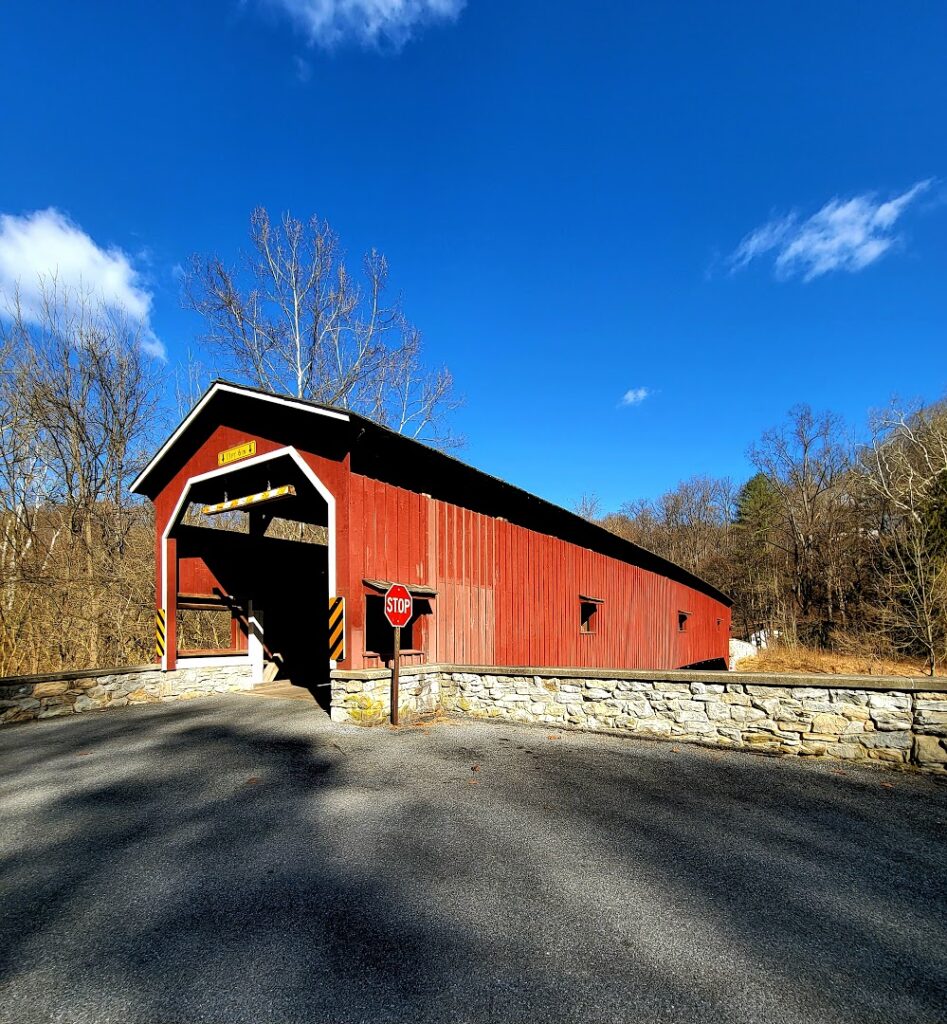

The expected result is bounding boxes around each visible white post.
[247,602,265,684]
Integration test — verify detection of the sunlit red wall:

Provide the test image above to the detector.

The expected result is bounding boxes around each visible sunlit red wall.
[345,473,730,670]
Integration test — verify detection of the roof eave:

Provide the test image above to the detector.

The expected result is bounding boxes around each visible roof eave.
[129,382,350,496]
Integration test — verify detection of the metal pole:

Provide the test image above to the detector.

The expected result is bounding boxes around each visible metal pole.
[391,625,401,726]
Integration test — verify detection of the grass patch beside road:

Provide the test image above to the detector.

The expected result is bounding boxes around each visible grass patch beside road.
[735,645,946,678]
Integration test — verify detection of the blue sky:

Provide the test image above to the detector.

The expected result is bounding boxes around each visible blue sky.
[1,1,945,511]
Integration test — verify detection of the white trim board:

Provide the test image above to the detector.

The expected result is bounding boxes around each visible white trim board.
[176,655,249,670]
[130,382,349,496]
[160,446,337,672]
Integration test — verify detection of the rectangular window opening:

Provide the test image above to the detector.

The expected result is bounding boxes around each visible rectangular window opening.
[365,595,432,656]
[678,611,691,633]
[261,519,328,545]
[580,600,599,634]
[177,608,237,653]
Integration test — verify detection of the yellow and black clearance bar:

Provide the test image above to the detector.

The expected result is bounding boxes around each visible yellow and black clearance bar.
[156,608,166,659]
[329,596,345,662]
[202,484,296,516]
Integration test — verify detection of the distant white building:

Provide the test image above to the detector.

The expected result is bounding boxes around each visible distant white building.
[729,639,757,670]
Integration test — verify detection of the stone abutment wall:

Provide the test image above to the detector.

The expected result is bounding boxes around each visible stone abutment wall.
[5,660,945,774]
[0,662,255,726]
[331,665,947,773]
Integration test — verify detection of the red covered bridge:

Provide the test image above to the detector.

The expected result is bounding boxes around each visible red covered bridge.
[131,381,731,689]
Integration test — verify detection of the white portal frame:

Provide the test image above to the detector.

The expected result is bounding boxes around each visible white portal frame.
[160,446,336,673]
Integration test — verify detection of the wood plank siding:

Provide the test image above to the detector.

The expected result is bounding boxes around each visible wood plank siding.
[348,473,727,669]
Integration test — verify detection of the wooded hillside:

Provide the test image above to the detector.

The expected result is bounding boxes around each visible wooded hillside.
[590,403,947,675]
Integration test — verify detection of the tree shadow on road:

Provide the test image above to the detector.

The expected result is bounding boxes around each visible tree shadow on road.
[1,701,582,1022]
[477,729,947,1023]
[1,702,946,1023]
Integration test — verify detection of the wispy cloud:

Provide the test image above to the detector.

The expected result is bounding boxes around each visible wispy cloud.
[0,208,165,357]
[729,180,933,281]
[262,0,466,50]
[620,387,650,407]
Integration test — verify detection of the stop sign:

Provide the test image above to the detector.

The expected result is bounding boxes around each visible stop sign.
[384,583,413,628]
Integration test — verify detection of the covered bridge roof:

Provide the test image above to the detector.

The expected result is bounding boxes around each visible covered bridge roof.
[131,380,732,607]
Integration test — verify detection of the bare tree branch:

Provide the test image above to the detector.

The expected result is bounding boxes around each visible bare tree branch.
[186,208,463,449]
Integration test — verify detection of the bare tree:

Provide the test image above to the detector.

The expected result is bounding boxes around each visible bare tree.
[174,347,212,418]
[0,281,161,673]
[574,493,602,521]
[186,208,462,448]
[863,401,947,674]
[610,476,736,581]
[580,398,947,671]
[748,405,856,642]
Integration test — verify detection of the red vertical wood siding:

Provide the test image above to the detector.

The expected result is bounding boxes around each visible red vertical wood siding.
[346,473,729,671]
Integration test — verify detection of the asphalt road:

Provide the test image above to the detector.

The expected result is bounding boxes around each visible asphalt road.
[1,696,946,1024]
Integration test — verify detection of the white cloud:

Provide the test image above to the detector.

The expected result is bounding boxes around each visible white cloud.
[264,0,466,50]
[730,180,933,281]
[621,387,650,407]
[0,208,164,357]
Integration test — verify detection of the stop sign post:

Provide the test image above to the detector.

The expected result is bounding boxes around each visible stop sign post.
[384,583,413,725]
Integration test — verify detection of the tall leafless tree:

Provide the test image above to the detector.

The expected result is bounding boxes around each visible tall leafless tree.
[186,208,462,448]
[597,406,904,657]
[748,405,856,642]
[574,493,603,522]
[863,401,947,674]
[607,475,736,583]
[0,281,161,673]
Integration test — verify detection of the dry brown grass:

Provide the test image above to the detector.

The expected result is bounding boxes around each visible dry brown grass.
[734,646,944,678]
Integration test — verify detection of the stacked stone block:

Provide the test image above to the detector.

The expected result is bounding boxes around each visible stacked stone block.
[0,664,255,725]
[332,671,441,725]
[332,666,947,773]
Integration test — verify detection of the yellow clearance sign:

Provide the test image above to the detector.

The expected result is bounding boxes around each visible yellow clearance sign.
[217,440,256,467]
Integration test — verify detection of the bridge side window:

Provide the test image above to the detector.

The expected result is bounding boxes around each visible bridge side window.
[364,595,433,655]
[580,600,599,634]
[365,595,414,655]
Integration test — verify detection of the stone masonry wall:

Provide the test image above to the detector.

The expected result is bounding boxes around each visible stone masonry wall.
[0,662,255,726]
[331,665,947,773]
[331,670,441,726]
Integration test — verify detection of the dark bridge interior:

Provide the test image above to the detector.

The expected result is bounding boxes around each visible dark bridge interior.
[172,454,331,705]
